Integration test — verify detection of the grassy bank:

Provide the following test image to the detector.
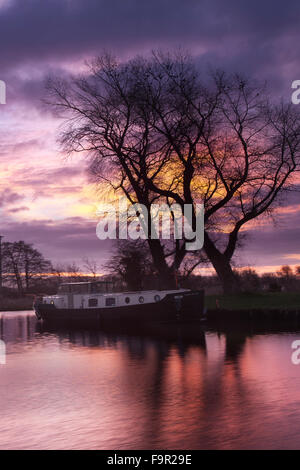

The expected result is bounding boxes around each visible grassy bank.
[0,296,34,311]
[205,292,300,311]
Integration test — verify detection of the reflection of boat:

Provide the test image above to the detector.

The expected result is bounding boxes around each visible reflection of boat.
[34,280,204,325]
[38,319,208,352]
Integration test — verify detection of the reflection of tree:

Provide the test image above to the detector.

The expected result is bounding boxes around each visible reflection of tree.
[190,328,258,448]
[0,315,273,448]
[224,330,248,362]
[50,323,207,447]
[118,331,207,447]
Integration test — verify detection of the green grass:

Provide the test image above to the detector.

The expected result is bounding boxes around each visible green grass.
[205,292,300,311]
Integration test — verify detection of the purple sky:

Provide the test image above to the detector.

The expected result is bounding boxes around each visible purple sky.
[0,0,299,273]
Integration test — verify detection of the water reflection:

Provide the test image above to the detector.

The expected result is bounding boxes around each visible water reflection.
[0,312,37,344]
[0,311,300,449]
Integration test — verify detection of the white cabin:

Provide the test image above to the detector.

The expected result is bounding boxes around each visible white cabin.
[41,281,189,310]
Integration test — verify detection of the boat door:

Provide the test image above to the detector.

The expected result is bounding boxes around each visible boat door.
[68,294,74,309]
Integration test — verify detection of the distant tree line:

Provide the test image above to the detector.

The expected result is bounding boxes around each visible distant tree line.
[104,240,300,293]
[0,241,102,296]
[1,238,299,296]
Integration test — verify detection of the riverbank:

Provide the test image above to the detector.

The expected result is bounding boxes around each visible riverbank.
[205,291,300,310]
[0,296,34,311]
[205,292,300,326]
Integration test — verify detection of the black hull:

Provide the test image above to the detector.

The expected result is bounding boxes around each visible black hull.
[34,290,204,326]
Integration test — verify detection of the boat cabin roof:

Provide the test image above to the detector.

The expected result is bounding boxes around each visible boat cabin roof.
[58,280,114,294]
[60,281,114,286]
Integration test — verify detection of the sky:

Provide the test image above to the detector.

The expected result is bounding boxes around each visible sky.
[0,0,299,273]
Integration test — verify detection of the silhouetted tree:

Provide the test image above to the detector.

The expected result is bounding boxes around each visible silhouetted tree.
[48,52,300,292]
[277,265,294,279]
[52,262,85,283]
[275,264,299,291]
[82,257,100,279]
[237,268,261,293]
[2,241,52,293]
[105,240,154,290]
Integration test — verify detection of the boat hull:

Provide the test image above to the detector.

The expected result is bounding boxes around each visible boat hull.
[34,290,204,325]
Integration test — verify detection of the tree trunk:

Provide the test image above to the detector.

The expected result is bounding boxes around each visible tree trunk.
[147,239,175,289]
[25,259,29,291]
[204,232,240,294]
[211,256,240,294]
[13,266,23,295]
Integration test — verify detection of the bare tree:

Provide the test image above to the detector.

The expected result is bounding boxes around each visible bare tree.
[277,265,294,279]
[181,251,209,279]
[2,242,24,293]
[237,268,261,293]
[53,262,84,283]
[82,257,100,279]
[104,240,154,291]
[47,52,300,292]
[2,241,52,293]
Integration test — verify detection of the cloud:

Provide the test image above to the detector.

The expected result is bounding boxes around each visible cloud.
[237,224,300,268]
[0,1,298,115]
[7,206,29,213]
[0,189,23,207]
[13,166,85,187]
[0,0,299,92]
[0,215,112,265]
[0,138,42,158]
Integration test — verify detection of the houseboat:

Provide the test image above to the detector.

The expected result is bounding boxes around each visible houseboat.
[34,280,204,325]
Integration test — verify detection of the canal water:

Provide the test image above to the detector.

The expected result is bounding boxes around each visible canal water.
[0,311,300,450]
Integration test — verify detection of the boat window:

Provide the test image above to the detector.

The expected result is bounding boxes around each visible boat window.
[72,284,89,294]
[125,297,130,304]
[139,296,144,304]
[105,297,116,307]
[58,284,70,294]
[58,283,89,294]
[154,295,160,302]
[91,281,115,293]
[88,298,98,307]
